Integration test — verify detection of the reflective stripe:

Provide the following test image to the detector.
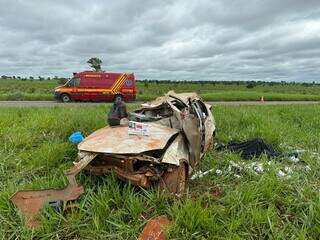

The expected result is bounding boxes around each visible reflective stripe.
[111,73,127,93]
[110,73,125,92]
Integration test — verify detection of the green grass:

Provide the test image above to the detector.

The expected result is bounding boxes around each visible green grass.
[0,105,319,239]
[1,79,320,101]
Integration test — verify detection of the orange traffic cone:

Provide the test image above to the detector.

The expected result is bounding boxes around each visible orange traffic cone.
[260,96,264,102]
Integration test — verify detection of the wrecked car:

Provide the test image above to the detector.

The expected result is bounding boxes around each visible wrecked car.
[11,91,215,226]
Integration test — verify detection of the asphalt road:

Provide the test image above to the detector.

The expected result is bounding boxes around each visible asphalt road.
[0,100,319,107]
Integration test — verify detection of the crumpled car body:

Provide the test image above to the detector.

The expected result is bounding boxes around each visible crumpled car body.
[10,91,215,227]
[78,91,216,190]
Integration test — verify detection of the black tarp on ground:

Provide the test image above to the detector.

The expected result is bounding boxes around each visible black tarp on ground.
[216,138,280,160]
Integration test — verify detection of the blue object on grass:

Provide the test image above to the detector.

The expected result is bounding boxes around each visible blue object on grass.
[69,131,84,144]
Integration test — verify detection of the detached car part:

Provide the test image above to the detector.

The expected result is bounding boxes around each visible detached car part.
[11,91,215,227]
[138,216,171,240]
[10,153,97,227]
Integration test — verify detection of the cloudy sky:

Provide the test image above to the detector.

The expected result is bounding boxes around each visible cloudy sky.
[0,0,320,82]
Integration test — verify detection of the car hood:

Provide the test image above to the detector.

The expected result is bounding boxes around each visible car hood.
[78,122,179,154]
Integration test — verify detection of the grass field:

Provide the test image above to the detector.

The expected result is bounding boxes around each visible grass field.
[1,78,320,101]
[0,105,319,239]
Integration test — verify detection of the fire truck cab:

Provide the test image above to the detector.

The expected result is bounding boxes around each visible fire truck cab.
[54,71,136,102]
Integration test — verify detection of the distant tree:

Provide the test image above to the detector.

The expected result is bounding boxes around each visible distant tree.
[87,57,102,71]
[29,76,34,80]
[246,82,256,89]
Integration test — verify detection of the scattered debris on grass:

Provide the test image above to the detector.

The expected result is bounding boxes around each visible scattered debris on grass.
[190,168,215,180]
[192,150,313,181]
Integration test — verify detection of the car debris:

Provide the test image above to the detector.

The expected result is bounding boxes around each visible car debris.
[251,162,264,174]
[191,156,312,181]
[10,91,216,226]
[190,168,215,180]
[289,155,300,163]
[138,216,171,240]
[10,152,97,227]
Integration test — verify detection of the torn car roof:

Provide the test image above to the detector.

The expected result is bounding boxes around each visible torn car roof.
[78,122,179,154]
[139,91,199,109]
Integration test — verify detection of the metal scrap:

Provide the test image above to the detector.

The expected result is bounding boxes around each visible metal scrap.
[78,123,179,154]
[10,152,97,227]
[138,216,171,240]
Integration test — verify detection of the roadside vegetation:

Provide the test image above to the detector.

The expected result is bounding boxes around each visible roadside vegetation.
[0,105,319,239]
[1,77,320,101]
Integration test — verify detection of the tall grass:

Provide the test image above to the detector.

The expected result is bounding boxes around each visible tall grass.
[0,105,319,239]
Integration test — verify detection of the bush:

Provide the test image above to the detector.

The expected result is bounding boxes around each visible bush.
[7,91,24,100]
[246,83,256,89]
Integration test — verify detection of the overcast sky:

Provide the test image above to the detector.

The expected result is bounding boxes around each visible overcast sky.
[0,0,320,82]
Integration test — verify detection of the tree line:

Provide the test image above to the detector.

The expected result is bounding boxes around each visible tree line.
[1,75,319,87]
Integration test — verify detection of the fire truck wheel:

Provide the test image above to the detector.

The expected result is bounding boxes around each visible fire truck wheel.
[114,94,123,102]
[61,94,71,103]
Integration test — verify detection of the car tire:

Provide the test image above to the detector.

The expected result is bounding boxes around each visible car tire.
[114,94,123,102]
[61,94,71,103]
[160,161,188,194]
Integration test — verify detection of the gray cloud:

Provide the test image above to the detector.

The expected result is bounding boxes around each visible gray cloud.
[0,0,320,82]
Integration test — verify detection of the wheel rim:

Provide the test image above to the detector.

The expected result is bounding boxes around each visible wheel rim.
[115,95,122,101]
[62,95,69,102]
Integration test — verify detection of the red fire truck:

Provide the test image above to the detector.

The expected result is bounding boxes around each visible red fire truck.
[54,71,136,102]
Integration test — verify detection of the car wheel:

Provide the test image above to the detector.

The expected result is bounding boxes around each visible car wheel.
[61,94,71,103]
[114,94,123,102]
[160,162,188,194]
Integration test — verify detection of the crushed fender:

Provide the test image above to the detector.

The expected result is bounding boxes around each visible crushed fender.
[138,216,171,240]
